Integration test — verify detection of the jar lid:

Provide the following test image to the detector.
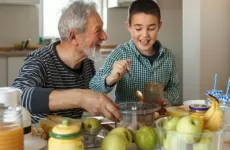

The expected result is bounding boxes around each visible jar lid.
[189,104,210,111]
[49,119,82,139]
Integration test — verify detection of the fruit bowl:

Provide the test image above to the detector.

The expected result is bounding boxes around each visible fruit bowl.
[118,102,160,131]
[155,116,226,150]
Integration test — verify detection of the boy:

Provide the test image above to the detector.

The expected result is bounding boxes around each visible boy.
[90,0,180,106]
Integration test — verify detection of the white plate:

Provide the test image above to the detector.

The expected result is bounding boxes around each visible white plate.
[183,100,206,106]
[24,135,47,150]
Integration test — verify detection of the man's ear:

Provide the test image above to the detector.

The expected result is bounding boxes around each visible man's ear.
[68,29,80,46]
[125,21,131,33]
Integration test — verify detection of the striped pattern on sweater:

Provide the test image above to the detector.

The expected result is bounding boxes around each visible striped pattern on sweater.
[12,41,95,123]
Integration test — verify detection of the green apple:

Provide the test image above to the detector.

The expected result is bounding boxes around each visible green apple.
[163,132,186,150]
[109,127,133,148]
[82,118,101,135]
[135,126,157,150]
[101,134,126,150]
[176,116,201,144]
[163,116,180,131]
[193,130,216,150]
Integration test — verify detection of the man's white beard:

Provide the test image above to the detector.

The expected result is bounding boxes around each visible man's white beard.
[83,45,102,62]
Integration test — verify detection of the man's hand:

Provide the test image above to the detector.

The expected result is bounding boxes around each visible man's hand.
[80,90,122,122]
[106,59,131,86]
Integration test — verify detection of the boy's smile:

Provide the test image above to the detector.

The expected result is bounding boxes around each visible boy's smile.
[126,13,162,56]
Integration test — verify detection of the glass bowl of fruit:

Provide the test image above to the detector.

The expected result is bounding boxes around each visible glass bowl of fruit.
[155,116,226,150]
[118,102,160,132]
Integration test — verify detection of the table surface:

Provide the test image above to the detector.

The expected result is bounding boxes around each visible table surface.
[40,113,230,150]
[42,143,229,150]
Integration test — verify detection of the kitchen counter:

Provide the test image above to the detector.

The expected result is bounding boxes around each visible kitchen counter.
[0,45,116,57]
[0,50,33,57]
[0,49,113,57]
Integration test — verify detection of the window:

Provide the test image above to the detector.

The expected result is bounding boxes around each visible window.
[42,0,103,38]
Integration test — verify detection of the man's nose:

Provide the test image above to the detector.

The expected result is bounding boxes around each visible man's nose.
[101,29,107,41]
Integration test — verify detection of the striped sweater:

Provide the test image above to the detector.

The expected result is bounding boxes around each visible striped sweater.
[12,41,96,123]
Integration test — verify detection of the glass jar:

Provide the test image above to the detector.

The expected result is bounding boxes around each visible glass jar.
[144,82,164,104]
[118,102,160,131]
[48,119,84,150]
[0,103,24,150]
[189,104,210,118]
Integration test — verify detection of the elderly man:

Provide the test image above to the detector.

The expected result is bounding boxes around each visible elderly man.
[12,0,122,123]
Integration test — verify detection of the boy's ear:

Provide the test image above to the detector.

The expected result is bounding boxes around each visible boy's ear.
[68,29,81,46]
[125,21,131,32]
[158,21,163,30]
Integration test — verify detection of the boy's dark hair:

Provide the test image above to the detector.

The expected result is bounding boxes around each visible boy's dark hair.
[128,0,161,24]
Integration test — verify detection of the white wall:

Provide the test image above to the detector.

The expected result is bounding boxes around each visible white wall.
[200,0,229,98]
[183,0,230,100]
[183,0,201,100]
[0,4,39,46]
[158,0,183,104]
[227,0,230,91]
[103,8,130,45]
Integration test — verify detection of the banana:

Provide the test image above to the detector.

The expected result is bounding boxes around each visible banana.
[203,98,216,121]
[203,95,224,131]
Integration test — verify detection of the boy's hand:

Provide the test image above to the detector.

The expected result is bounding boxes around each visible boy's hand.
[106,59,131,86]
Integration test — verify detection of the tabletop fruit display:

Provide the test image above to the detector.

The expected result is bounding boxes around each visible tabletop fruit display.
[155,94,225,150]
[101,126,158,150]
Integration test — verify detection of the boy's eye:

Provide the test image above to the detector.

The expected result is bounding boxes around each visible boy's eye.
[135,28,141,31]
[149,28,155,30]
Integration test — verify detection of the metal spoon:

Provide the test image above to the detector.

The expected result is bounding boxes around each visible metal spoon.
[127,71,144,103]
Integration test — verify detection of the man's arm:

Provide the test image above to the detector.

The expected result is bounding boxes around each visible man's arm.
[12,56,122,121]
[12,56,53,113]
[165,56,180,106]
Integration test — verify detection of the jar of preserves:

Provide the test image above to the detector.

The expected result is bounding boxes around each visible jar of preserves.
[144,82,164,104]
[0,87,24,150]
[0,104,24,150]
[48,119,84,150]
[189,104,210,118]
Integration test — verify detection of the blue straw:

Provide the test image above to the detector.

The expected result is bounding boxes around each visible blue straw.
[226,77,230,96]
[223,77,230,112]
[214,73,217,90]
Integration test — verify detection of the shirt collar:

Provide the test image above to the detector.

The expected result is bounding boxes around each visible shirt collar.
[128,40,165,58]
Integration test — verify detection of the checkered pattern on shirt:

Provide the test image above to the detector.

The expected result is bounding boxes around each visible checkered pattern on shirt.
[89,40,180,106]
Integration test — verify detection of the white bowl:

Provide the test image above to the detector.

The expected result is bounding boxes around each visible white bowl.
[183,100,206,106]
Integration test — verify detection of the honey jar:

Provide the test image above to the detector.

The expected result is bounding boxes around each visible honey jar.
[189,104,210,118]
[48,119,84,150]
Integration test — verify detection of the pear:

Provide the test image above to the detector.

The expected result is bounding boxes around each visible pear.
[135,126,157,150]
[108,127,133,148]
[101,134,126,150]
[82,118,101,135]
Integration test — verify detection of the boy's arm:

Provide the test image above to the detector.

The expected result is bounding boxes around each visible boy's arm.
[90,49,123,93]
[165,57,180,106]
